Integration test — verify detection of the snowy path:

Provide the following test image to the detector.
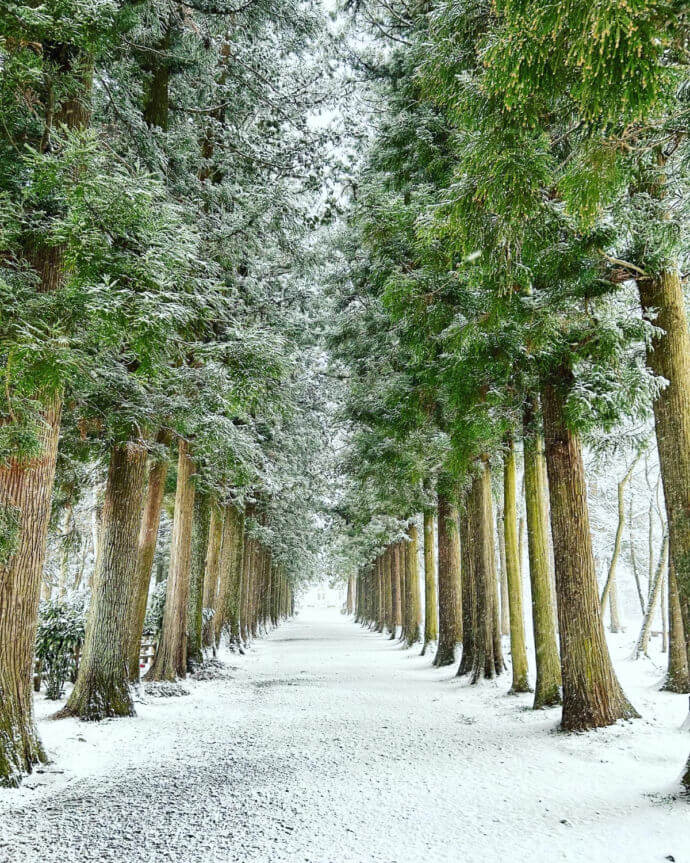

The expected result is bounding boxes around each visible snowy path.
[1,608,688,863]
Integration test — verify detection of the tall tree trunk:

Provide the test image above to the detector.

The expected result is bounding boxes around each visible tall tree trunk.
[240,532,254,645]
[0,44,92,785]
[422,511,438,655]
[127,434,170,682]
[0,396,61,785]
[346,574,355,615]
[542,374,637,730]
[216,505,244,647]
[434,494,461,667]
[504,438,531,693]
[664,563,690,693]
[497,507,510,635]
[398,541,408,642]
[405,525,421,646]
[145,440,196,682]
[384,547,395,635]
[633,533,669,660]
[600,458,639,633]
[469,461,503,682]
[57,442,147,720]
[187,493,210,669]
[457,490,477,677]
[523,410,561,709]
[390,542,402,639]
[637,269,690,790]
[375,555,385,633]
[202,504,223,650]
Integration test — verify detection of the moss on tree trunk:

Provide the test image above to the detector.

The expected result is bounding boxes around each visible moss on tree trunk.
[664,563,690,693]
[457,491,477,678]
[523,409,561,709]
[504,438,531,693]
[434,494,461,667]
[58,442,148,720]
[542,373,637,730]
[422,511,438,656]
[127,435,170,683]
[0,395,61,785]
[145,440,196,682]
[187,493,210,669]
[469,461,503,683]
[390,542,402,639]
[405,524,421,646]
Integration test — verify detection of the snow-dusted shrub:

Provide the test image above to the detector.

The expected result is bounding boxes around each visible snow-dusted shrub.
[36,595,87,700]
[143,579,167,637]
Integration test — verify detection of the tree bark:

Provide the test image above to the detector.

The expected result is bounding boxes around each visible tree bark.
[457,490,477,677]
[346,574,355,615]
[0,396,61,785]
[469,461,503,682]
[127,433,170,682]
[384,547,395,635]
[57,442,148,720]
[523,410,562,709]
[497,507,510,636]
[216,505,244,647]
[504,438,531,693]
[202,504,223,649]
[434,495,461,666]
[0,42,92,785]
[398,541,408,642]
[405,525,421,646]
[664,563,690,693]
[145,440,196,681]
[633,533,668,660]
[422,511,438,655]
[187,493,210,669]
[637,269,690,788]
[390,542,402,638]
[542,374,637,730]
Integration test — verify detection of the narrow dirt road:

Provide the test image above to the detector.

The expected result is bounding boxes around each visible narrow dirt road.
[0,609,687,863]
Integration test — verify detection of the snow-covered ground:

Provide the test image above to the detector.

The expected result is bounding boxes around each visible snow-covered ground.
[0,608,688,863]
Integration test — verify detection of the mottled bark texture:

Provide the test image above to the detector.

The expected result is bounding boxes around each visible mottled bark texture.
[216,506,244,647]
[405,524,421,646]
[384,547,395,635]
[127,436,170,682]
[542,375,637,730]
[457,491,477,678]
[145,440,196,682]
[187,493,210,669]
[202,504,223,649]
[503,439,531,693]
[422,511,438,655]
[469,461,503,683]
[0,397,61,785]
[664,564,690,693]
[390,542,402,639]
[0,44,91,785]
[637,270,690,788]
[58,443,148,720]
[434,495,461,667]
[523,410,561,709]
[497,509,510,636]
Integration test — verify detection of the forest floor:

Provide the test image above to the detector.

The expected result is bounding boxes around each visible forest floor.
[0,608,688,863]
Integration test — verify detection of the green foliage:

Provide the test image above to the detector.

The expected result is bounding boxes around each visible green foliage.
[143,579,167,638]
[35,595,87,700]
[0,504,21,566]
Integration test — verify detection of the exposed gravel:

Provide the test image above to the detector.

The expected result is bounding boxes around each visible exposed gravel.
[0,609,687,863]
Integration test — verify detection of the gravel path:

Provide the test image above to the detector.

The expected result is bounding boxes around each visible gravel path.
[0,609,688,863]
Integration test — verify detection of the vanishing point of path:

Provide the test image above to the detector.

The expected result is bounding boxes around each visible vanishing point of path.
[0,609,687,863]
